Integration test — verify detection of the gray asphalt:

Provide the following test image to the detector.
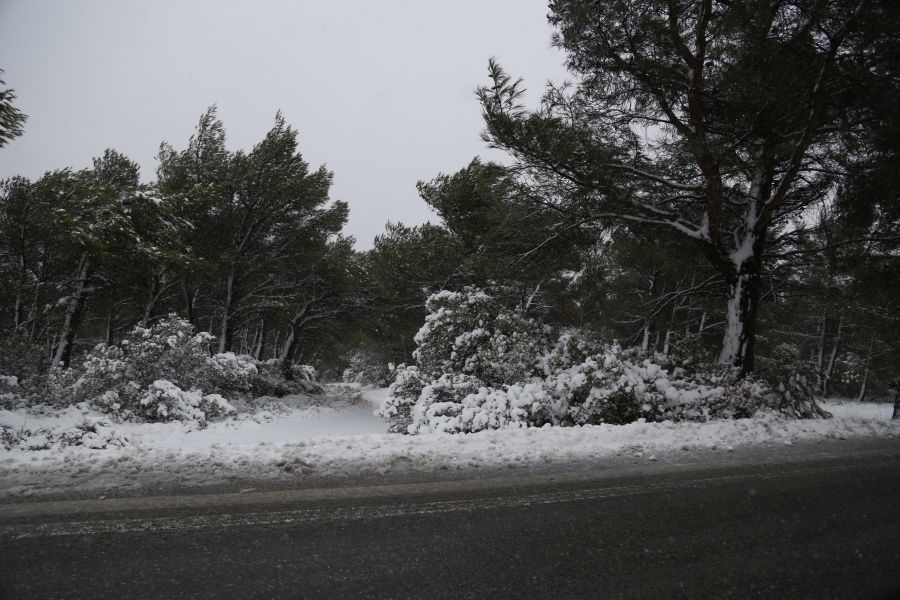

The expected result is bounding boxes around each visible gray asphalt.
[1,439,899,599]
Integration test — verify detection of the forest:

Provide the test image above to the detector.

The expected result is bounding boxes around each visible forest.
[0,0,898,433]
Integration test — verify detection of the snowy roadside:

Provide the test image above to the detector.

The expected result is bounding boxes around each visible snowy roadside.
[1,391,897,500]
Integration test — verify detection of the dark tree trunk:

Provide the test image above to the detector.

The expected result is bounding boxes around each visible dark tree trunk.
[52,253,92,368]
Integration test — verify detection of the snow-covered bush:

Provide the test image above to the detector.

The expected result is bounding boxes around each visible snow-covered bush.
[341,351,394,387]
[254,360,323,396]
[0,336,48,387]
[138,380,235,422]
[46,315,246,423]
[544,346,668,425]
[206,352,258,395]
[380,292,824,434]
[413,289,549,386]
[377,364,426,433]
[0,374,23,410]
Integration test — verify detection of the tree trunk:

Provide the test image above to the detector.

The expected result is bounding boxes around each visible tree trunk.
[718,157,772,376]
[892,383,899,420]
[253,319,266,361]
[717,271,761,374]
[815,311,828,391]
[182,283,198,327]
[891,379,900,421]
[218,269,236,354]
[51,252,91,368]
[855,336,875,403]
[280,323,301,380]
[141,270,169,327]
[821,318,843,397]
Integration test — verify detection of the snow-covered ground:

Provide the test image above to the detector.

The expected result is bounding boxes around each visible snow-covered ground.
[0,391,896,500]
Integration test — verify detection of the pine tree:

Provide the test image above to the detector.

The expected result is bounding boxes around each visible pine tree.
[479,0,893,375]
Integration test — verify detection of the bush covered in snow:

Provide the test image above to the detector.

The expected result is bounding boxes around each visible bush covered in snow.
[341,351,394,387]
[412,289,549,385]
[42,315,320,423]
[379,291,827,434]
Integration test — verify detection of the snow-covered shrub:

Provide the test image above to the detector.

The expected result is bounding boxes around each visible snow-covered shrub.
[661,332,714,371]
[412,289,548,386]
[544,345,670,425]
[0,373,23,410]
[138,380,235,423]
[253,360,323,396]
[341,351,394,387]
[381,291,827,435]
[0,336,49,387]
[377,364,426,433]
[46,315,248,423]
[756,343,828,418]
[206,352,258,395]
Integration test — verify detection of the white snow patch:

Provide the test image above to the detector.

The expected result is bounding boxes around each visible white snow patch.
[0,390,896,498]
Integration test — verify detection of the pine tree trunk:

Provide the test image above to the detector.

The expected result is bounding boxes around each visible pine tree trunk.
[105,309,113,345]
[253,319,266,361]
[815,311,828,391]
[182,283,198,327]
[218,270,236,354]
[718,158,772,376]
[51,252,91,368]
[892,383,899,420]
[855,336,875,403]
[280,324,300,380]
[717,271,761,374]
[821,318,843,398]
[140,271,168,327]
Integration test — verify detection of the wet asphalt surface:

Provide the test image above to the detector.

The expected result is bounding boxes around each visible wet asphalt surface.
[1,438,899,599]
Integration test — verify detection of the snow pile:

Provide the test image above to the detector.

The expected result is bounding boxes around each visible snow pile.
[0,389,896,499]
[379,290,811,435]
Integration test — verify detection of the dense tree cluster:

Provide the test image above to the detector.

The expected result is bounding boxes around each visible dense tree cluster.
[1,0,897,411]
[0,108,355,380]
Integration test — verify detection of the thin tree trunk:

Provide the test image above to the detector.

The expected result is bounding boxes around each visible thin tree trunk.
[855,336,875,403]
[182,283,198,327]
[218,269,236,354]
[892,382,899,420]
[281,324,301,380]
[821,317,843,397]
[51,252,91,368]
[815,310,828,391]
[141,271,169,327]
[253,319,266,361]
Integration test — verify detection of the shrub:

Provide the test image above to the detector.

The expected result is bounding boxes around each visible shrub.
[412,289,548,386]
[47,315,243,423]
[138,380,235,423]
[377,365,426,433]
[379,292,822,435]
[341,351,394,387]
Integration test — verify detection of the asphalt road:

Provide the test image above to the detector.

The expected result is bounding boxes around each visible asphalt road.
[1,439,899,599]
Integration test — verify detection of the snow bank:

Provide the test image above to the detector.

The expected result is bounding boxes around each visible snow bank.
[0,391,896,499]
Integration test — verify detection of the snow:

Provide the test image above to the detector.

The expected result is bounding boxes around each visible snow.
[820,399,895,421]
[0,391,896,499]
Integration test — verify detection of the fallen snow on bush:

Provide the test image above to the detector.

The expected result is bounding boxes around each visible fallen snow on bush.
[0,391,896,499]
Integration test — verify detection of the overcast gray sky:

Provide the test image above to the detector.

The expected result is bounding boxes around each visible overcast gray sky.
[0,0,567,249]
